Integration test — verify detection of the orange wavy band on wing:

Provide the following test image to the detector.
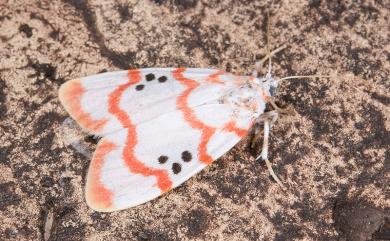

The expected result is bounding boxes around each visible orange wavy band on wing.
[173,68,216,165]
[261,92,270,103]
[59,79,108,132]
[223,121,248,138]
[207,70,225,83]
[108,69,172,192]
[86,140,116,210]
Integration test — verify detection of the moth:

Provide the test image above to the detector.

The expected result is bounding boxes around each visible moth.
[59,28,329,211]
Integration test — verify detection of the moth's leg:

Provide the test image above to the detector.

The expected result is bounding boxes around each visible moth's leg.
[252,100,295,188]
[251,128,263,149]
[267,110,279,128]
[255,119,286,189]
[252,45,287,77]
[269,98,296,116]
[59,117,93,158]
[251,110,279,148]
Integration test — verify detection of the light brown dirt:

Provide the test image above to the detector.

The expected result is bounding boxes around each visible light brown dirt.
[0,0,389,240]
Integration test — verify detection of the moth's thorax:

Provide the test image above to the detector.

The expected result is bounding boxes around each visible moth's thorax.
[220,76,273,115]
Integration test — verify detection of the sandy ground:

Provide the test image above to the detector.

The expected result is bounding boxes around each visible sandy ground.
[0,0,389,240]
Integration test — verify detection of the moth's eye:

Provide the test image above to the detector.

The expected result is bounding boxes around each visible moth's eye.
[269,86,277,96]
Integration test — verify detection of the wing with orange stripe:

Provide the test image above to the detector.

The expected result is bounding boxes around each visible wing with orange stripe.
[59,68,232,136]
[59,68,263,211]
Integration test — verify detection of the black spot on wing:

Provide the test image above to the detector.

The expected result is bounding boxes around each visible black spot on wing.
[145,73,155,81]
[158,76,167,83]
[135,84,144,91]
[172,163,182,174]
[158,155,168,164]
[181,151,192,162]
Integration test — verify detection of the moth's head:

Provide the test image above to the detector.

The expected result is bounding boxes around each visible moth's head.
[253,72,278,100]
[263,72,278,97]
[251,56,279,100]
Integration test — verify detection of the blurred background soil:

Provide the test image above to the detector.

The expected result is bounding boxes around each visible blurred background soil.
[0,0,389,240]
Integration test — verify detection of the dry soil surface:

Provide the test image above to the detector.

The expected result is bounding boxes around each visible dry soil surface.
[0,0,389,240]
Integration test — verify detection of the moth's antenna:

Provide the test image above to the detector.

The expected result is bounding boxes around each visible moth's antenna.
[252,8,284,78]
[252,10,275,77]
[277,75,332,84]
[266,10,272,78]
